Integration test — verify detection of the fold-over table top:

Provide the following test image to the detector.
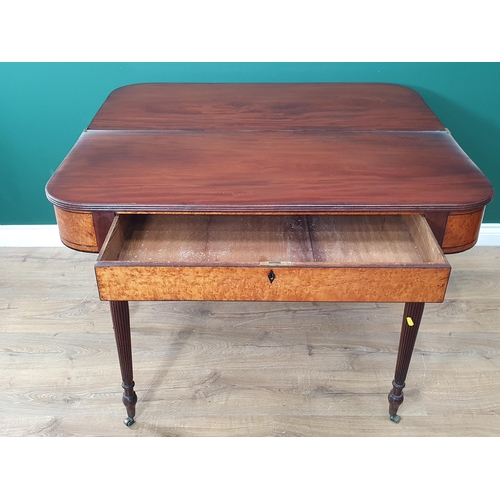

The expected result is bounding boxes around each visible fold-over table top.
[46,83,493,213]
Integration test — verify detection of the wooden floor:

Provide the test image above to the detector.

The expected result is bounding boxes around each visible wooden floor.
[0,246,499,437]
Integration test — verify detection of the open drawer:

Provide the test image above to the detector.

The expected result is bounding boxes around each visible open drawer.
[95,214,451,303]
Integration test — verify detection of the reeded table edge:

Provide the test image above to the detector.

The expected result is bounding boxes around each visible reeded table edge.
[44,194,495,215]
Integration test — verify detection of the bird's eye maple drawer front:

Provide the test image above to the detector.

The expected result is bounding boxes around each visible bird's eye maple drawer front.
[94,214,451,303]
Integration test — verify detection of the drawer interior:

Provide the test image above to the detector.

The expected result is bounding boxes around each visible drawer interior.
[98,214,449,268]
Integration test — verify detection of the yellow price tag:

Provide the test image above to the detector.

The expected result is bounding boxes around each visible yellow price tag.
[406,317,414,327]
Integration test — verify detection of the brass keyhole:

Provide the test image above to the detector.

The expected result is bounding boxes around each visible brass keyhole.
[268,270,276,283]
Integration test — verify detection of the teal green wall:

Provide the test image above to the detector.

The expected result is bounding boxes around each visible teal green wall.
[1,63,498,224]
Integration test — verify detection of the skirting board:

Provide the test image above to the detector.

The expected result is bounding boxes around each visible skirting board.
[1,224,500,247]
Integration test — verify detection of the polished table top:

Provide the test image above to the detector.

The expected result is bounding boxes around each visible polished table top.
[44,83,494,427]
[46,83,493,214]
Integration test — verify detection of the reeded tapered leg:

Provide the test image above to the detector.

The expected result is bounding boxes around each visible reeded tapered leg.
[388,302,425,423]
[110,300,138,426]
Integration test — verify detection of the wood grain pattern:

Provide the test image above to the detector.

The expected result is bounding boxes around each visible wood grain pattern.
[46,83,493,256]
[403,214,445,262]
[109,301,137,422]
[95,265,450,303]
[54,207,98,252]
[112,214,313,265]
[1,246,499,436]
[46,130,493,214]
[38,84,495,433]
[442,208,485,253]
[423,212,448,246]
[95,214,450,302]
[389,302,426,420]
[88,83,446,132]
[307,215,447,264]
[92,211,115,250]
[101,214,445,266]
[98,214,131,261]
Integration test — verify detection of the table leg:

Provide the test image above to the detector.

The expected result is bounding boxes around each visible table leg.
[110,300,138,427]
[388,302,425,423]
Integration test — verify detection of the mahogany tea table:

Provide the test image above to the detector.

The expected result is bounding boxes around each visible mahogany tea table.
[46,83,493,426]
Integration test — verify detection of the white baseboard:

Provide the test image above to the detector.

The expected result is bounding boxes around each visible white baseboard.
[476,224,500,246]
[0,225,64,247]
[1,223,500,247]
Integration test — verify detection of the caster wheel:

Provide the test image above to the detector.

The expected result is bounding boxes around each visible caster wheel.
[124,417,135,427]
[389,414,401,424]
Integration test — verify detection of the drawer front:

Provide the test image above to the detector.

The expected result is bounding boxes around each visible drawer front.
[95,265,450,303]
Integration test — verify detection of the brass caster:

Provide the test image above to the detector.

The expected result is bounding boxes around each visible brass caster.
[124,417,135,427]
[389,414,401,424]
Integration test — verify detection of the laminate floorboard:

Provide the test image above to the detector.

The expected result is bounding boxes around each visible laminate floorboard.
[1,246,499,436]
